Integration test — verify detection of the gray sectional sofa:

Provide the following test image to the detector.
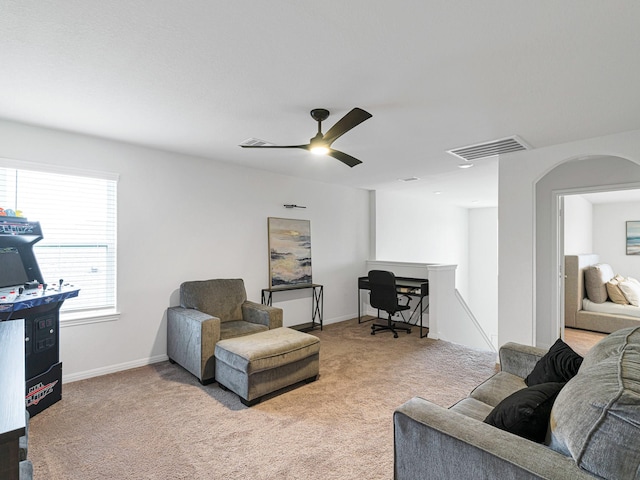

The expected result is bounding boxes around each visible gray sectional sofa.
[394,327,640,479]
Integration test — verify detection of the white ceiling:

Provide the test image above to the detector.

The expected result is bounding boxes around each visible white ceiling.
[579,189,640,205]
[2,1,640,208]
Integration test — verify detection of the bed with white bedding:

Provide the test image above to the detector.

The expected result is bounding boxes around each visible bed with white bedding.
[565,254,640,333]
[582,297,640,318]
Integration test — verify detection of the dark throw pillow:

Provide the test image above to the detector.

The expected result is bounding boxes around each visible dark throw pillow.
[484,382,565,443]
[525,338,583,386]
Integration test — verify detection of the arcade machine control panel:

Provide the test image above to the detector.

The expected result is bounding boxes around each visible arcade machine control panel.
[0,279,79,316]
[0,279,79,358]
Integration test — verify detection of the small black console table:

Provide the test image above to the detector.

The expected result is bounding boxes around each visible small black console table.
[261,284,323,332]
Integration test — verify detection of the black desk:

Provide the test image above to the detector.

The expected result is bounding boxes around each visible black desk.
[261,284,323,331]
[358,276,429,338]
[0,319,26,480]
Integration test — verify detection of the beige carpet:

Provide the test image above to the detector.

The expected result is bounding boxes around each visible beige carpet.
[28,318,497,480]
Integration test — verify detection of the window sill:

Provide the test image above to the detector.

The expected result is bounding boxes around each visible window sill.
[60,309,120,327]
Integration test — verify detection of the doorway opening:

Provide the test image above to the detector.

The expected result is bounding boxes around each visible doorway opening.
[558,187,640,353]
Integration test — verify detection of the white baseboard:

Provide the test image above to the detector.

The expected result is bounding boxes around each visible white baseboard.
[62,354,169,384]
[323,313,358,325]
[61,315,368,384]
[283,314,361,329]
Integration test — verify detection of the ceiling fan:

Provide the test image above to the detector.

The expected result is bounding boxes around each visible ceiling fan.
[240,107,372,167]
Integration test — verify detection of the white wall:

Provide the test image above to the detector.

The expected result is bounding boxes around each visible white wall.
[593,201,640,279]
[0,119,370,381]
[372,191,499,345]
[468,207,498,347]
[373,190,470,298]
[499,129,640,349]
[564,195,593,255]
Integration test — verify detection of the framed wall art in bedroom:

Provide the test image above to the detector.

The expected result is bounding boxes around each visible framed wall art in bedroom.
[626,221,640,255]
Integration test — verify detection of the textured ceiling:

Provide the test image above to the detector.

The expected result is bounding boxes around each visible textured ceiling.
[2,1,640,207]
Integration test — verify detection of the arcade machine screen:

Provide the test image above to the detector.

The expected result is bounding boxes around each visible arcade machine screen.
[0,247,30,288]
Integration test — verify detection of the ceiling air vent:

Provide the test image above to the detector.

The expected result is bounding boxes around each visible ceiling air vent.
[447,135,531,162]
[239,138,274,147]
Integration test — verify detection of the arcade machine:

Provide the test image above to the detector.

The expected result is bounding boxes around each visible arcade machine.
[0,215,80,416]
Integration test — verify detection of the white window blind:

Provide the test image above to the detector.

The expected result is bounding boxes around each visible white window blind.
[0,167,117,313]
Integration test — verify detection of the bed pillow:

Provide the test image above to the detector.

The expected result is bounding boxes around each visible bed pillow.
[607,278,630,305]
[584,263,615,303]
[525,339,583,386]
[484,382,565,443]
[619,277,640,307]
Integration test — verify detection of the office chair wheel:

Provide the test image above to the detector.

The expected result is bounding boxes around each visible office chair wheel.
[393,333,398,338]
[407,329,411,334]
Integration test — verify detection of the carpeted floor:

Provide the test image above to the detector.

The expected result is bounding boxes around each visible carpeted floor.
[28,318,497,480]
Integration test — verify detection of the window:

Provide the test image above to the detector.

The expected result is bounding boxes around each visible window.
[0,165,117,316]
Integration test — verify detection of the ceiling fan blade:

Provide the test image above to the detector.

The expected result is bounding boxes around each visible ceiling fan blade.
[241,143,361,167]
[327,149,363,168]
[240,144,309,149]
[322,107,372,146]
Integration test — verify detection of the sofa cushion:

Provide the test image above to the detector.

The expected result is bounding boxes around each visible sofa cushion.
[548,327,640,480]
[524,339,582,386]
[584,263,615,303]
[582,325,637,367]
[220,320,268,340]
[180,279,247,322]
[484,382,565,443]
[468,372,526,408]
[449,397,494,421]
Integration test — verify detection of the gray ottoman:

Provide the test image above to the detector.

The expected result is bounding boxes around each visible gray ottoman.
[214,327,320,406]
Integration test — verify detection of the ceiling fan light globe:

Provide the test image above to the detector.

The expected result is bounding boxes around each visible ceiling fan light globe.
[310,146,330,155]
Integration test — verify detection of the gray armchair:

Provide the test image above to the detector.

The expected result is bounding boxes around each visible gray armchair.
[167,279,283,384]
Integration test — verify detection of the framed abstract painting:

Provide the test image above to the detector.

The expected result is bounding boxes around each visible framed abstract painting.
[268,217,312,287]
[626,221,640,255]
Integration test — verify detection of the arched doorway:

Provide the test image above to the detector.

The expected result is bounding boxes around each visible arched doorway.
[535,155,640,347]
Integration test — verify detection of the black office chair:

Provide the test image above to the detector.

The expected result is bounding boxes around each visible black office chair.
[368,270,412,338]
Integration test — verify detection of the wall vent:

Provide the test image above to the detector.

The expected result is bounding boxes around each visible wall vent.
[239,138,275,147]
[447,135,531,162]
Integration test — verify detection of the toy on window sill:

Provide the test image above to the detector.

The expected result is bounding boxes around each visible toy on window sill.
[0,208,23,217]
